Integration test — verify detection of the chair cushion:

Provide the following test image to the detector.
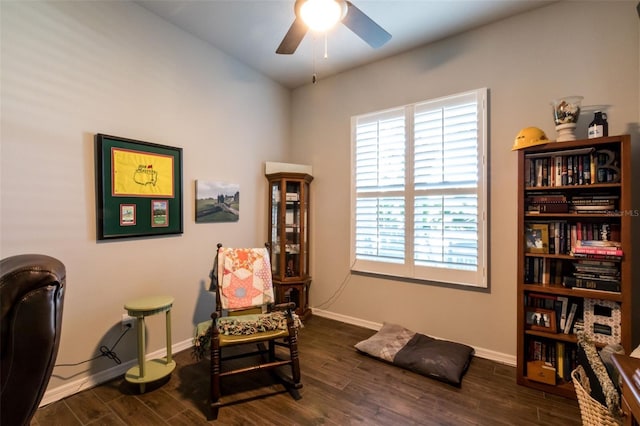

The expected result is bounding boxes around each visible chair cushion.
[192,312,302,358]
[217,312,296,336]
[355,322,474,386]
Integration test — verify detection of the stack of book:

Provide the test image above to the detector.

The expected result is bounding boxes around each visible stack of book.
[527,193,569,214]
[570,194,619,214]
[572,239,623,260]
[563,257,621,293]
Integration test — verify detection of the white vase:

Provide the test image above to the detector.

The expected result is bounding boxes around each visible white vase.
[551,96,583,141]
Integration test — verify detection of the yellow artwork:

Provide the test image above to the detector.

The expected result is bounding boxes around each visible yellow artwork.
[112,148,174,197]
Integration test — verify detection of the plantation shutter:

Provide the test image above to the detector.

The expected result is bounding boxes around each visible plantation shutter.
[413,95,479,272]
[351,89,487,287]
[354,108,406,263]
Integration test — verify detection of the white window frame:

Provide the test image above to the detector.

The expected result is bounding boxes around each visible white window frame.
[350,88,488,288]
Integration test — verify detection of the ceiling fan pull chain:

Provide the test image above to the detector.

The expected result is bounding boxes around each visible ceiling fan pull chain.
[312,34,317,84]
[324,33,329,59]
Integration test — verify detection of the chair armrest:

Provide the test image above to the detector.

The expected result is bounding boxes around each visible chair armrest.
[273,302,296,312]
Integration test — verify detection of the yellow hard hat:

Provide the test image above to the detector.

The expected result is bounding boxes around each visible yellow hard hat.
[512,127,550,151]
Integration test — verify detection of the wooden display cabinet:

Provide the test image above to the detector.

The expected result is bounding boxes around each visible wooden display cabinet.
[515,135,634,398]
[266,171,313,319]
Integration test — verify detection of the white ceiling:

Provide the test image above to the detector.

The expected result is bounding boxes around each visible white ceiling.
[137,0,556,89]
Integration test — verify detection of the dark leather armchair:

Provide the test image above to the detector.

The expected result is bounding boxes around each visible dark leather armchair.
[1,254,66,426]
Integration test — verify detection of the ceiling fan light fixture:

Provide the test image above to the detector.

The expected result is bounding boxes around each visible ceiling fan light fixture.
[277,0,390,55]
[300,0,346,32]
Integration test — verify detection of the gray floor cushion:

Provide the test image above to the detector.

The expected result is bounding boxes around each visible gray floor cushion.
[355,322,475,386]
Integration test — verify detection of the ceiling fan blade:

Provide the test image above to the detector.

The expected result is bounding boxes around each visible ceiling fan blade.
[342,1,391,49]
[276,18,308,54]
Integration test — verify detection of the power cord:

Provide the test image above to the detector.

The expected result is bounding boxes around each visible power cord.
[314,257,357,310]
[55,323,132,367]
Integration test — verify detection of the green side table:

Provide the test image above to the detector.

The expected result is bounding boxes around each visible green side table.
[124,295,176,393]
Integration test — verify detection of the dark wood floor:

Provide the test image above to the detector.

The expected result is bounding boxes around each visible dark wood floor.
[33,316,582,425]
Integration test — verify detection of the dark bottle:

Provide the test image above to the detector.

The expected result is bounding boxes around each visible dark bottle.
[588,111,608,139]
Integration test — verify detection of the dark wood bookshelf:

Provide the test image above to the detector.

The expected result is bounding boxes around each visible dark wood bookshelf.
[516,134,633,399]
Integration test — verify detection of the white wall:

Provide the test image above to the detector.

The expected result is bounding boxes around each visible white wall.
[291,1,640,361]
[1,1,290,400]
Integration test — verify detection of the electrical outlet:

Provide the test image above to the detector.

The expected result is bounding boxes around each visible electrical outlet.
[121,314,135,330]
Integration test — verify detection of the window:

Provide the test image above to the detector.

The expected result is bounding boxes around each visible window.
[350,88,488,288]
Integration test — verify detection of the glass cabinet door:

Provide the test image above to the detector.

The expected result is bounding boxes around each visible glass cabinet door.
[266,172,312,282]
[270,181,281,278]
[285,180,301,278]
[302,180,310,280]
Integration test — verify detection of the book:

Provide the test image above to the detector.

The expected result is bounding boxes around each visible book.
[574,259,617,267]
[542,159,549,186]
[554,156,562,187]
[567,156,574,185]
[563,303,578,334]
[556,342,565,382]
[572,252,623,261]
[556,296,569,330]
[542,258,550,285]
[583,154,591,184]
[573,246,623,257]
[553,299,564,331]
[575,240,621,248]
[536,159,544,186]
[563,276,621,293]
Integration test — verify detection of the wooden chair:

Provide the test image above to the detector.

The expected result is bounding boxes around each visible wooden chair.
[208,243,302,420]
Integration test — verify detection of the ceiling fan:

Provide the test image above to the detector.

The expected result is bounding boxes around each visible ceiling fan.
[276,0,392,54]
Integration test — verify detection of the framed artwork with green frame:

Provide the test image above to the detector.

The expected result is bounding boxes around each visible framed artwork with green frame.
[95,133,183,240]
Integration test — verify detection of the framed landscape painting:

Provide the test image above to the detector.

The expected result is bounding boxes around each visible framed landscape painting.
[195,180,239,223]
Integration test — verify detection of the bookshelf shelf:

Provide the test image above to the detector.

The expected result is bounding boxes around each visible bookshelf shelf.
[516,134,633,399]
[526,183,621,191]
[525,329,577,343]
[524,252,622,262]
[522,284,623,302]
[525,212,622,218]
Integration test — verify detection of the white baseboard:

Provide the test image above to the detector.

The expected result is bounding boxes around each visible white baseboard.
[311,308,516,367]
[311,308,382,331]
[40,338,193,407]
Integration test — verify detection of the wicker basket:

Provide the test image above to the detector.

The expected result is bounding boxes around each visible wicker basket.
[571,365,622,426]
